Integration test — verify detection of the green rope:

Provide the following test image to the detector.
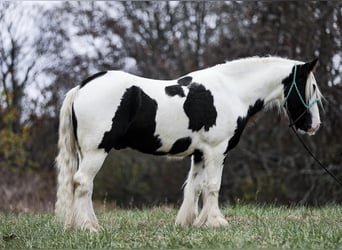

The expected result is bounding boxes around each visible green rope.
[284,64,319,109]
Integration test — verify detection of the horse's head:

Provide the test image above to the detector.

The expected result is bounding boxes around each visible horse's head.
[282,58,322,135]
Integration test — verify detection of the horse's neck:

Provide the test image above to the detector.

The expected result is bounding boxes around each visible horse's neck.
[216,58,296,108]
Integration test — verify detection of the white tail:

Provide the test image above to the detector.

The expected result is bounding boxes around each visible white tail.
[55,86,80,224]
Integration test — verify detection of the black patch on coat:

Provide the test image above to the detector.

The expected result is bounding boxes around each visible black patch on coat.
[177,76,193,86]
[282,64,312,131]
[98,85,162,154]
[165,85,185,97]
[169,137,192,154]
[193,149,203,164]
[71,104,78,142]
[80,71,107,88]
[183,83,217,131]
[226,99,264,153]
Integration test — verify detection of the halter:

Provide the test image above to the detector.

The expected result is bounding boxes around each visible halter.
[284,64,320,127]
[284,64,319,109]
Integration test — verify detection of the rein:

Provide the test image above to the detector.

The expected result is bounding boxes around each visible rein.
[284,64,342,187]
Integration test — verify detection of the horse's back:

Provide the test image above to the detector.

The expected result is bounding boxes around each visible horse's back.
[72,69,237,155]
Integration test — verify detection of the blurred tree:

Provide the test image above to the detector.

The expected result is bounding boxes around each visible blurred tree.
[0,3,37,131]
[120,1,215,78]
[0,2,42,171]
[0,2,57,212]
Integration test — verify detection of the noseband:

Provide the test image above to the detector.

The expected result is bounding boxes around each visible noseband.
[284,64,319,128]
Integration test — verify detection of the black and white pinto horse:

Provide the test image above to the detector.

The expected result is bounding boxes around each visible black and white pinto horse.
[55,56,322,232]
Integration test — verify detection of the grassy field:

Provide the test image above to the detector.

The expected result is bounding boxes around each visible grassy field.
[0,205,341,249]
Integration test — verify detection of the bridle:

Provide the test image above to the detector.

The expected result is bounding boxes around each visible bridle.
[283,64,342,187]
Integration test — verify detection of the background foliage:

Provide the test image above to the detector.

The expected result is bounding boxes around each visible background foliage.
[0,1,341,212]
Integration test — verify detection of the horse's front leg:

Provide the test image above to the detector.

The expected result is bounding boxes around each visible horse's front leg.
[194,144,228,227]
[175,153,205,226]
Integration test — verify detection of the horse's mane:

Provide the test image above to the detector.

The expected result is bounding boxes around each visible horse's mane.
[216,56,299,75]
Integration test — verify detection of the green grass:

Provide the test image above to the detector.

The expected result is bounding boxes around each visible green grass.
[1,205,341,249]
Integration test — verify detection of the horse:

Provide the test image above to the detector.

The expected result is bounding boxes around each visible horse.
[55,56,322,232]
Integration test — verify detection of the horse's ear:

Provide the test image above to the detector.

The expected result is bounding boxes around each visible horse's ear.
[304,58,319,73]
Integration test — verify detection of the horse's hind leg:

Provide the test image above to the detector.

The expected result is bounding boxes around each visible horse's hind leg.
[66,149,106,232]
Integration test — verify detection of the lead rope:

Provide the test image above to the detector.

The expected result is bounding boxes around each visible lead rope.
[288,121,342,187]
